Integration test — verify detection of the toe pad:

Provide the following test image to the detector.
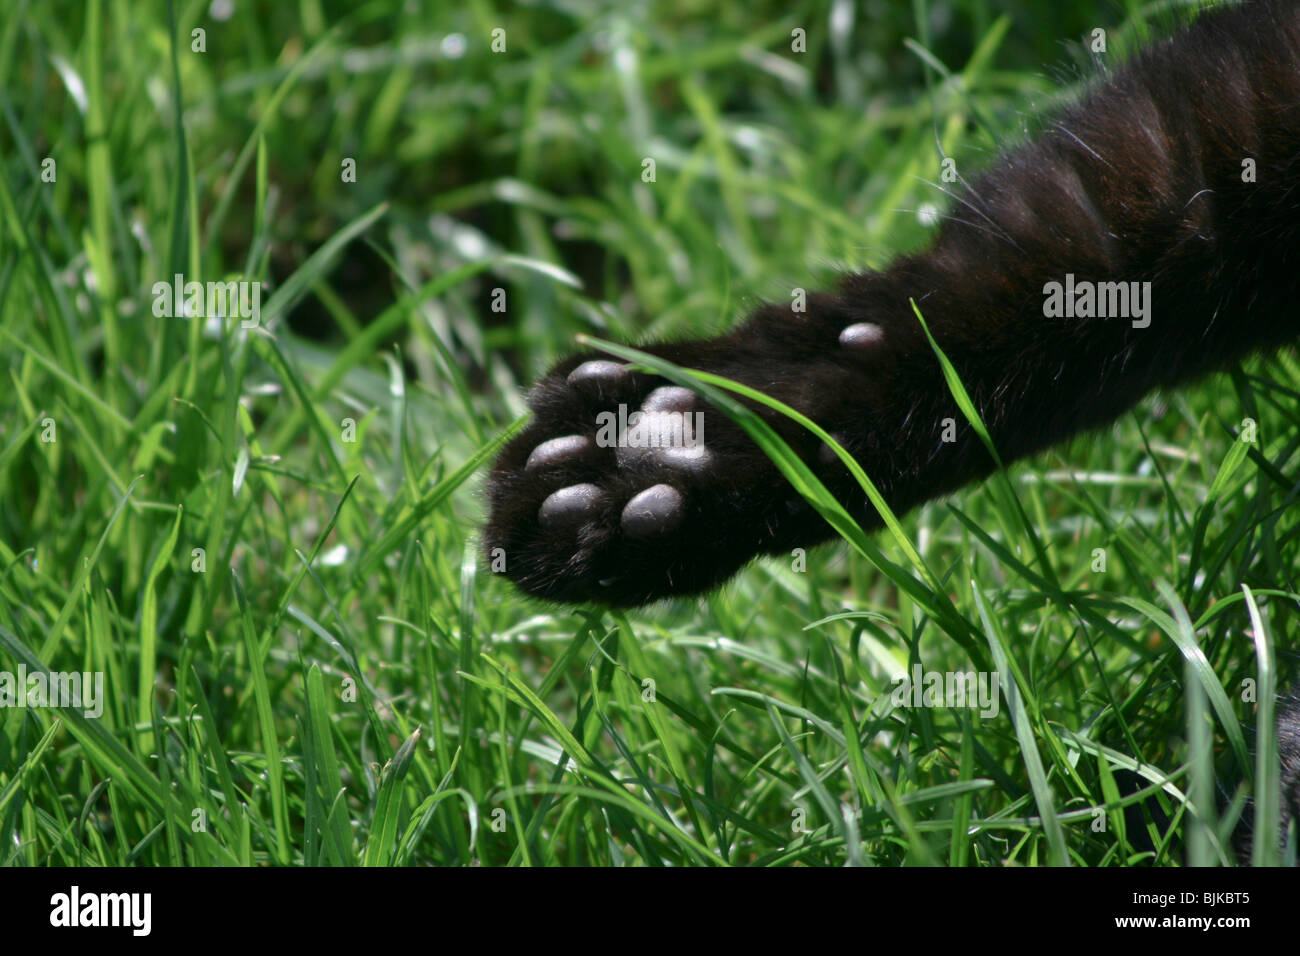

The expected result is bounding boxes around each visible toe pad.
[621,483,685,538]
[539,483,604,529]
[526,434,592,471]
[567,360,628,387]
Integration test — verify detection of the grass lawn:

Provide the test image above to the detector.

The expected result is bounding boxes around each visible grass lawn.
[0,0,1295,866]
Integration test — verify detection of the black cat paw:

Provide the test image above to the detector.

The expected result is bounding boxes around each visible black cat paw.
[483,299,908,606]
[483,353,749,605]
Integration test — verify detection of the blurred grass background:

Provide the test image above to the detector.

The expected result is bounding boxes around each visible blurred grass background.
[0,0,1294,866]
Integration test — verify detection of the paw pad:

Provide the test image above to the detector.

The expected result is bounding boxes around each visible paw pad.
[526,434,592,471]
[642,386,696,413]
[567,360,628,387]
[620,483,685,538]
[614,412,710,471]
[538,483,604,529]
[838,322,884,349]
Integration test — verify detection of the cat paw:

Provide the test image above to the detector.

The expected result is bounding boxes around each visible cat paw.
[483,301,903,605]
[483,354,747,605]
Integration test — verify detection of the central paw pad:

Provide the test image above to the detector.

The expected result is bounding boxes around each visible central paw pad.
[528,373,707,543]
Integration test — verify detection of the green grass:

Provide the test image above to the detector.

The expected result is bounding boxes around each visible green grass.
[1,0,1296,866]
